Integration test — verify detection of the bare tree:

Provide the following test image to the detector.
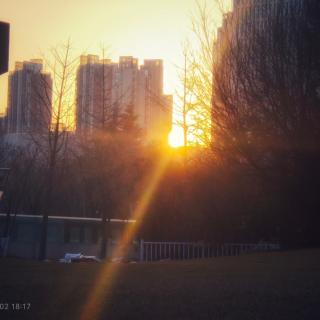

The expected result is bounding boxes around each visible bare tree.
[212,0,320,243]
[72,131,144,258]
[212,1,320,169]
[175,1,223,147]
[32,40,78,260]
[0,145,42,256]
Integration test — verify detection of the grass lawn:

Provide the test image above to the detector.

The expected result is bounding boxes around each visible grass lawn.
[0,249,320,320]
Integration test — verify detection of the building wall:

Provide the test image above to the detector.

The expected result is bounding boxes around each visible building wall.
[0,215,136,260]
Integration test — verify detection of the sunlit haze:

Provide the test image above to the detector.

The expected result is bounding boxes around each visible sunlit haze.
[0,0,226,146]
[1,2,318,319]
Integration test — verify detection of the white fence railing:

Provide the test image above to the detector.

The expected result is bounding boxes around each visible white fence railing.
[139,241,280,262]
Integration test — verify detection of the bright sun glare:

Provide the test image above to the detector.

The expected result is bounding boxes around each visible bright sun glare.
[168,127,184,148]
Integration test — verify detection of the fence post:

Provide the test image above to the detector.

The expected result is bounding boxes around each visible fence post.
[139,239,144,262]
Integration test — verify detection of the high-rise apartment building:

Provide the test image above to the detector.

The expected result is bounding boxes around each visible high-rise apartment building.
[118,56,139,112]
[143,59,163,97]
[141,59,171,141]
[76,55,172,142]
[217,0,304,48]
[212,0,315,137]
[6,60,52,134]
[76,55,118,133]
[214,0,306,75]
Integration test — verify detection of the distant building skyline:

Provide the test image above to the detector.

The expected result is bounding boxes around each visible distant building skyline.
[0,0,228,143]
[0,54,172,143]
[6,59,52,134]
[0,0,206,114]
[76,54,172,142]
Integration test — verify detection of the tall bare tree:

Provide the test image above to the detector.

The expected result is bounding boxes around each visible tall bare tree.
[175,1,223,147]
[34,40,78,260]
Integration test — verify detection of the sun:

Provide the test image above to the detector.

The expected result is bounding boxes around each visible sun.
[168,126,184,148]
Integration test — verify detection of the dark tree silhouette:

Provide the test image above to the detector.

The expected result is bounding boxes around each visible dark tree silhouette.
[212,0,320,245]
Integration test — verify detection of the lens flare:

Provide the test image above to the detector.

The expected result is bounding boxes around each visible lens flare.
[80,153,171,320]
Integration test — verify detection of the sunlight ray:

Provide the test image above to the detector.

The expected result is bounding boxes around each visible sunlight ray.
[80,153,171,320]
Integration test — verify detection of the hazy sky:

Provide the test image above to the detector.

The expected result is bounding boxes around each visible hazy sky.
[0,0,224,114]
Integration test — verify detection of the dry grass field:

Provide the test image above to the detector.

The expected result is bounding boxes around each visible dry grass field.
[0,249,320,320]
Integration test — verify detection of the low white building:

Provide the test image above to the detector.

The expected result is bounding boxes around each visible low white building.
[0,213,138,261]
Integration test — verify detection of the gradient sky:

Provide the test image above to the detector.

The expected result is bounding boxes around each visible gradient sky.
[0,0,225,115]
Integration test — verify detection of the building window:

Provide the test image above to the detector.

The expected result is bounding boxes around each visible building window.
[69,226,81,243]
[86,226,99,244]
[64,223,99,244]
[15,223,35,242]
[47,224,61,243]
[84,226,93,244]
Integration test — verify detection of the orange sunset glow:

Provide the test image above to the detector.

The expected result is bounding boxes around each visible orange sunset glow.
[0,0,227,147]
[1,1,319,320]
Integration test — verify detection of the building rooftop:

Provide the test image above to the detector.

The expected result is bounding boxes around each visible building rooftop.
[0,213,136,224]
